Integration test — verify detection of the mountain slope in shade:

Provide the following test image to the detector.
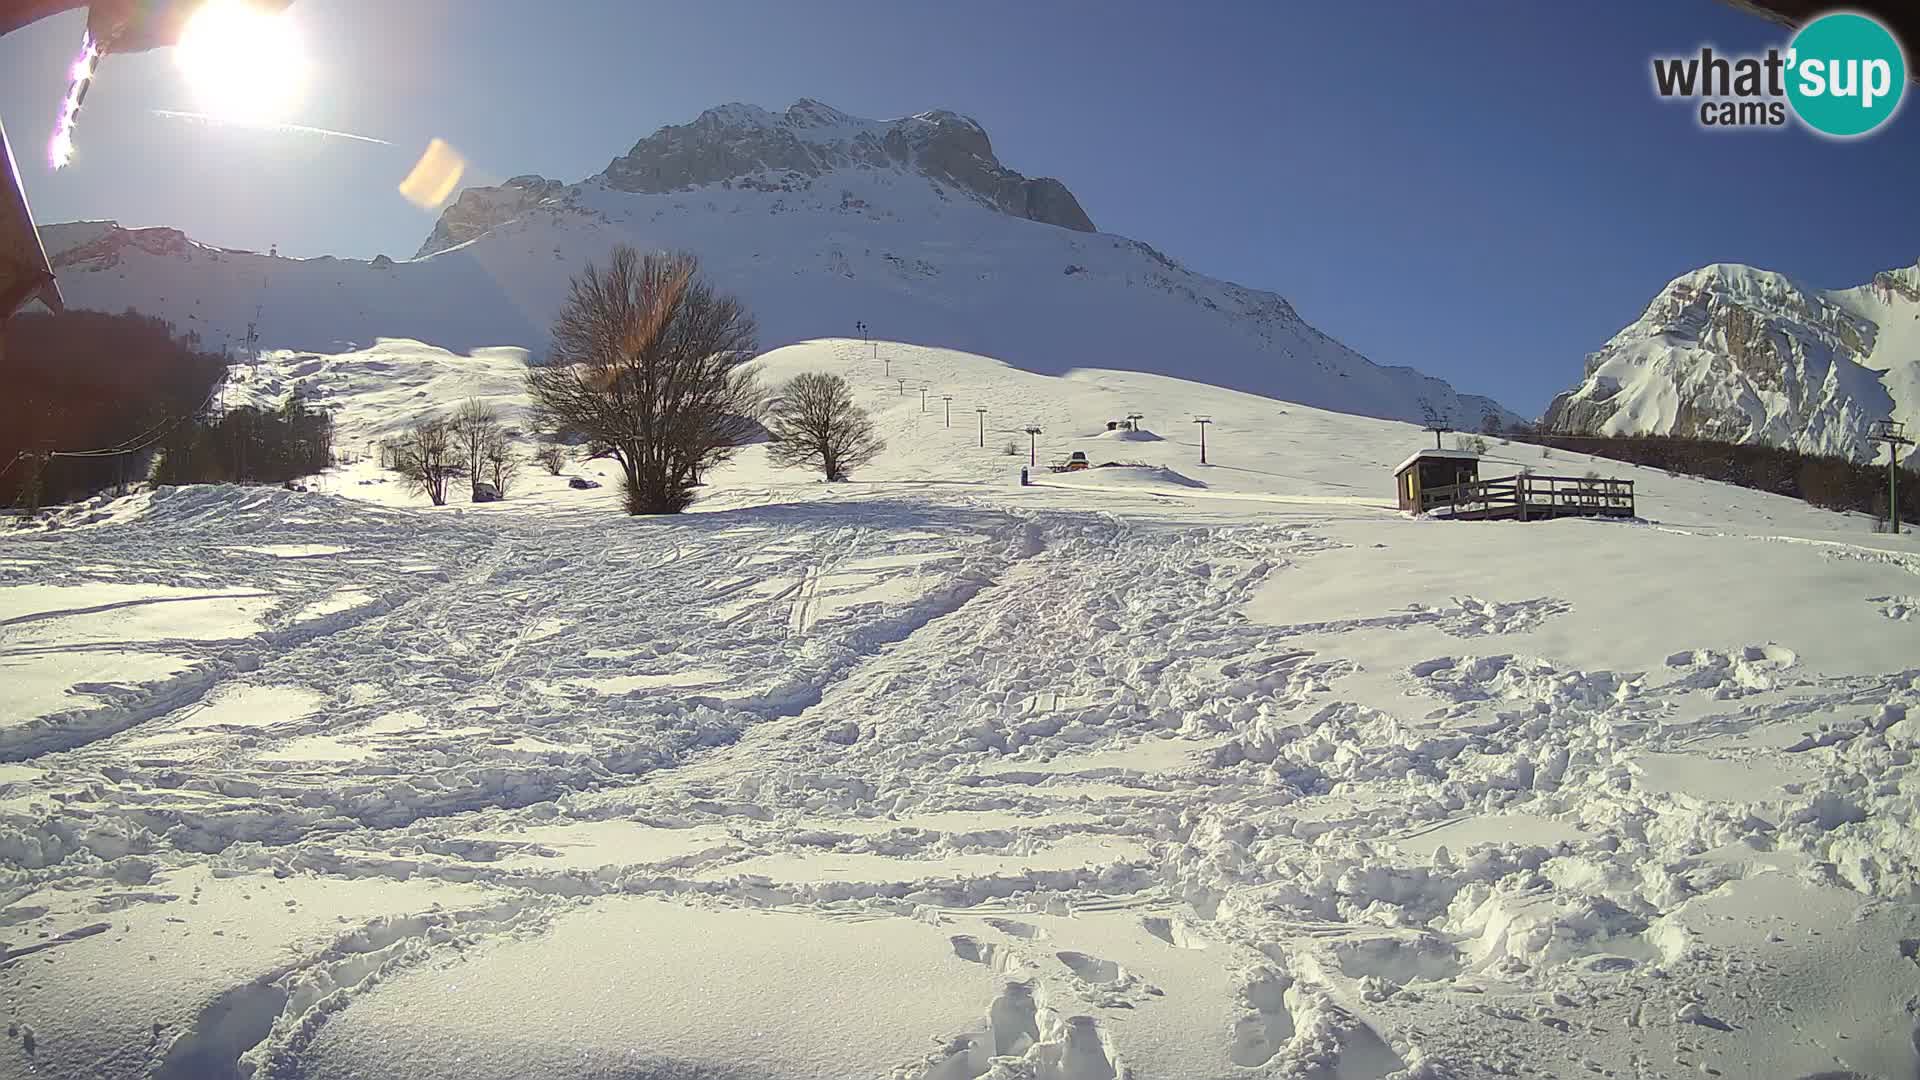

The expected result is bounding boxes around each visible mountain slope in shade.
[1545,260,1920,462]
[35,100,1519,430]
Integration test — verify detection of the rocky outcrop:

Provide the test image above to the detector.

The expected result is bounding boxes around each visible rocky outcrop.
[1544,261,1916,461]
[46,224,195,270]
[596,100,1095,232]
[414,175,574,259]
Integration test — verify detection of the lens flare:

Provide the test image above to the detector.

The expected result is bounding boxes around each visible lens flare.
[47,32,98,168]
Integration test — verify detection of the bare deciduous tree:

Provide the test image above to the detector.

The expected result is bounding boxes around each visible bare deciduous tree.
[525,247,763,514]
[765,372,884,481]
[391,416,455,506]
[533,440,569,476]
[483,429,520,496]
[449,398,504,501]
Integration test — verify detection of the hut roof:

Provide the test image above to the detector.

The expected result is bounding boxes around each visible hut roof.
[1393,447,1480,475]
[0,118,61,318]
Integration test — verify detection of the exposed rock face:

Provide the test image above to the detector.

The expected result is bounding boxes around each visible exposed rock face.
[596,100,1095,233]
[1544,260,1918,461]
[414,175,574,259]
[46,224,194,270]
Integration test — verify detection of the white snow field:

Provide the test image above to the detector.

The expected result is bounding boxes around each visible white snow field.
[3,339,1919,1080]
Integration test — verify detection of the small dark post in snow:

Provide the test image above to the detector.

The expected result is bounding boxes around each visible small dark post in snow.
[1872,419,1913,534]
[1126,412,1144,432]
[1024,425,1043,466]
[897,377,908,396]
[1424,422,1453,450]
[942,395,953,427]
[919,386,928,412]
[976,407,988,447]
[1194,416,1212,464]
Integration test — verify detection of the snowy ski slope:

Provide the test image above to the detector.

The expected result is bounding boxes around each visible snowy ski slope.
[1,339,1918,1080]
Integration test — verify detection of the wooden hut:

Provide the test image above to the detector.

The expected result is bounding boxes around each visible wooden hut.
[1394,448,1481,513]
[1395,446,1635,521]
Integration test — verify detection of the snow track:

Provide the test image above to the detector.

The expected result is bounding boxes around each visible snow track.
[3,417,1920,1078]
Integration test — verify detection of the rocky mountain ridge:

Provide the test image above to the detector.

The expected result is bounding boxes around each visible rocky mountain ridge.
[1544,260,1920,462]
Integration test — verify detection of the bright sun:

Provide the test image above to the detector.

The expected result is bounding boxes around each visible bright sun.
[174,0,308,123]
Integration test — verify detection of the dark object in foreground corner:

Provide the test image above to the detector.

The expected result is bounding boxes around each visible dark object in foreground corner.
[0,119,60,321]
[1720,1,1919,81]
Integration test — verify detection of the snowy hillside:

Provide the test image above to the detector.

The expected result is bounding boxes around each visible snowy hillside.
[1545,260,1920,461]
[35,100,1518,430]
[5,337,1919,1080]
[223,334,1874,530]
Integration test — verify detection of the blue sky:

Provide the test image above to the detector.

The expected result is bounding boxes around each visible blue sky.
[1,0,1914,414]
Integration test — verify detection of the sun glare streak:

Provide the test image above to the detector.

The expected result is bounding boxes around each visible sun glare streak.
[151,109,392,146]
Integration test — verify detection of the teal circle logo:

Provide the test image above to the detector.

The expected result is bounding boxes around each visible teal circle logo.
[1786,12,1906,137]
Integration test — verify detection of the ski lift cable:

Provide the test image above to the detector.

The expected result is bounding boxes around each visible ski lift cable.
[45,377,226,459]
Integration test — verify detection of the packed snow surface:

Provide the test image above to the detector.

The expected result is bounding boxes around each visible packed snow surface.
[2,340,1919,1080]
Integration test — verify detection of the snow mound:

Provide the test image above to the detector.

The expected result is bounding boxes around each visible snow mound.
[1074,463,1206,488]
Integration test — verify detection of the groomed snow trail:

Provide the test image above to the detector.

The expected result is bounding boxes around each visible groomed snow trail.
[3,468,1919,1078]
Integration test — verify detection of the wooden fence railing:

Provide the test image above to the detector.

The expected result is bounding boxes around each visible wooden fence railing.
[1421,473,1634,520]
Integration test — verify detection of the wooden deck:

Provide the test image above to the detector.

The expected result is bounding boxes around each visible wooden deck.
[1420,474,1634,521]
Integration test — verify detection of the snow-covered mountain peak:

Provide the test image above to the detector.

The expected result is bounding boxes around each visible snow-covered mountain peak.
[1659,263,1842,325]
[407,100,1087,261]
[781,97,860,129]
[413,174,575,260]
[1546,256,1919,460]
[1866,260,1920,304]
[589,99,1091,235]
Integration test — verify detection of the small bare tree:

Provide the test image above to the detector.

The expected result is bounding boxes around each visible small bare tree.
[526,247,763,514]
[533,440,569,476]
[765,372,885,481]
[483,430,520,496]
[449,398,504,501]
[391,416,455,506]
